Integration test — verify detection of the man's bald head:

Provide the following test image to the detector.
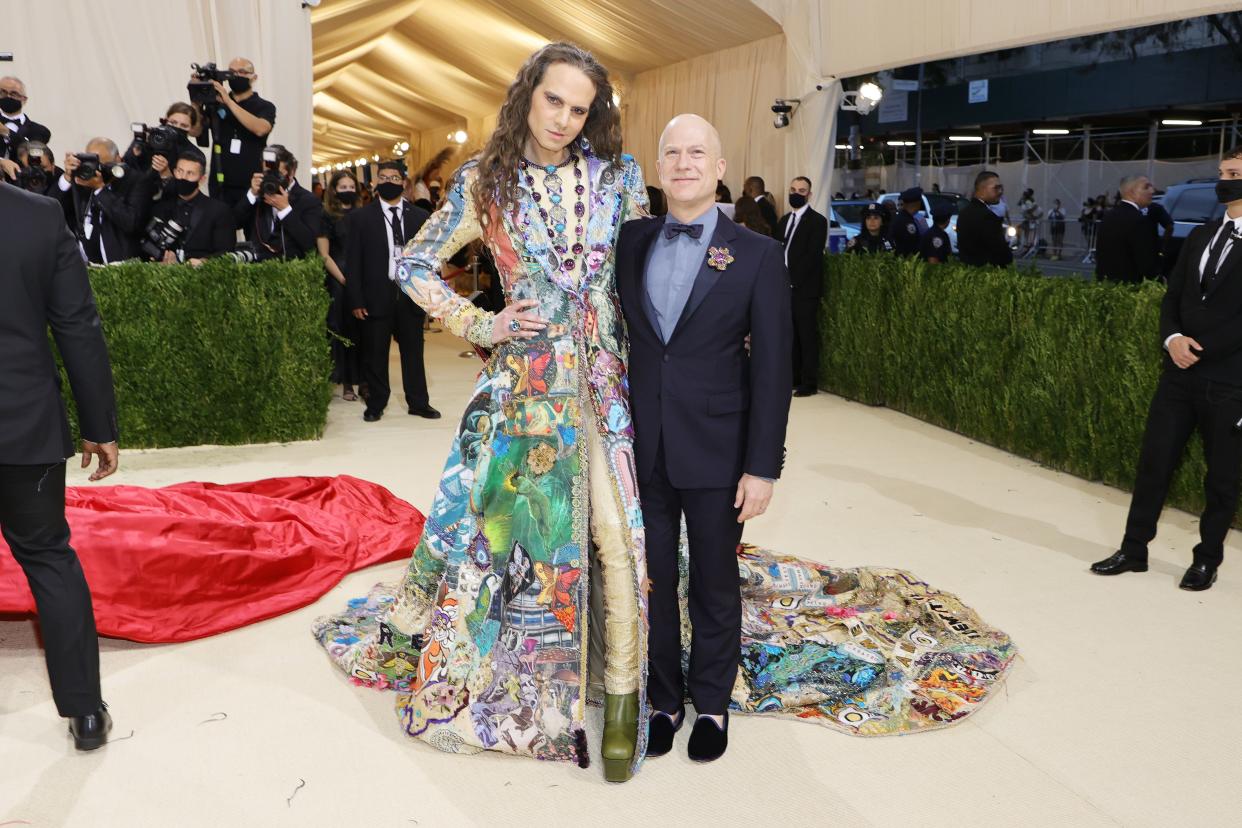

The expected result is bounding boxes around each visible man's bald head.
[658,113,722,157]
[656,114,727,220]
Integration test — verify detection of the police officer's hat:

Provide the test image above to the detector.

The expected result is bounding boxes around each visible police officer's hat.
[862,202,884,218]
[931,205,954,224]
[900,187,924,204]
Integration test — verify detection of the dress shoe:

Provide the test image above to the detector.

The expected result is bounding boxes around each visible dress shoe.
[408,405,442,419]
[1179,562,1218,591]
[601,692,639,783]
[69,703,112,751]
[1090,551,1148,575]
[363,411,382,422]
[687,710,728,762]
[793,387,818,397]
[646,706,684,758]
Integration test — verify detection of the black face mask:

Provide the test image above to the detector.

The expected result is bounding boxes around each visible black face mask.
[175,178,200,197]
[336,190,357,206]
[0,97,22,115]
[376,181,404,202]
[1216,179,1242,204]
[227,76,252,95]
[788,192,807,209]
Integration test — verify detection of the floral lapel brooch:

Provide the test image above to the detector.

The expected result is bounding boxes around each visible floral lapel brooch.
[707,246,734,271]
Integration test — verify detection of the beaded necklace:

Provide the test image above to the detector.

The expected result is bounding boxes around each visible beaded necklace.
[521,151,586,274]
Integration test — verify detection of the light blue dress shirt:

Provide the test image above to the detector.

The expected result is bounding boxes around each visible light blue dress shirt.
[645,206,719,343]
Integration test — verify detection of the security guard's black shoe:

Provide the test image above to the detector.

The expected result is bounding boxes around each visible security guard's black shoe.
[1179,562,1218,591]
[1090,551,1148,575]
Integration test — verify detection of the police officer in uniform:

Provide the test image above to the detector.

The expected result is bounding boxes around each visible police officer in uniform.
[888,187,925,256]
[845,203,894,254]
[919,206,953,264]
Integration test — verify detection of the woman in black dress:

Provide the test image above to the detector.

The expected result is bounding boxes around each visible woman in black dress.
[318,171,362,401]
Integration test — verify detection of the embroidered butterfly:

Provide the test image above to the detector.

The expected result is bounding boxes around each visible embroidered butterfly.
[506,351,553,395]
[533,562,582,632]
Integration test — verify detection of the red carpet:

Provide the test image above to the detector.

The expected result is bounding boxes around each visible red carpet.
[0,476,424,643]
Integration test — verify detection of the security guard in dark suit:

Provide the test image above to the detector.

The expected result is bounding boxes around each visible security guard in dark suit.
[919,206,953,264]
[845,203,894,254]
[889,187,925,256]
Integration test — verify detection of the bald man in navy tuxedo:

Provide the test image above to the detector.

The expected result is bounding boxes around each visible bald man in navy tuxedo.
[617,114,791,763]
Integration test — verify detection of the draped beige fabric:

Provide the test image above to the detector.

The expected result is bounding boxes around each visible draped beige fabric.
[620,35,787,205]
[6,1,313,177]
[310,0,782,166]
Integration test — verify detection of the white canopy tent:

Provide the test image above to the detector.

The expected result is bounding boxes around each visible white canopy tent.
[7,1,1242,208]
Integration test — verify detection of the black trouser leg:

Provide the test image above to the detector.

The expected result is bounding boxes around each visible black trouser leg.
[395,297,429,411]
[681,483,743,715]
[361,315,395,416]
[639,443,685,715]
[0,462,101,717]
[792,300,819,391]
[1121,373,1198,559]
[1193,381,1242,566]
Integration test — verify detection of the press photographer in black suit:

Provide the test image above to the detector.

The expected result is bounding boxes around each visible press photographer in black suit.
[54,138,157,264]
[189,57,276,208]
[346,161,438,422]
[150,150,235,264]
[0,76,52,161]
[1094,175,1160,283]
[1093,149,1242,592]
[0,182,119,750]
[233,145,322,261]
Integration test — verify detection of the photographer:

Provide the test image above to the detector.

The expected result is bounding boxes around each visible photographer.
[55,138,157,264]
[233,144,321,261]
[0,76,51,161]
[147,149,235,265]
[187,58,275,208]
[0,139,58,195]
[124,103,198,195]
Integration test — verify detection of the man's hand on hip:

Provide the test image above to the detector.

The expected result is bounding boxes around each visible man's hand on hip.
[734,474,773,523]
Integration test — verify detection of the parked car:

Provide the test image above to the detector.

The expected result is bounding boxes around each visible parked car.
[1160,179,1224,275]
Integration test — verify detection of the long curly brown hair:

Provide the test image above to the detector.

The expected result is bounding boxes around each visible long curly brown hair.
[471,42,622,223]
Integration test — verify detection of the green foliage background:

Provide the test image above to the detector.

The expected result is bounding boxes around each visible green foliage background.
[819,255,1210,515]
[58,257,333,449]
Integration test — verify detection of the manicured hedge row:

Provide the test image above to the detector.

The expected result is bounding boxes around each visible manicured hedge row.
[58,257,333,448]
[819,255,1212,515]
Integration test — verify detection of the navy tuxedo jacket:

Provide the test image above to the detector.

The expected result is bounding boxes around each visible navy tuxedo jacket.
[617,209,792,489]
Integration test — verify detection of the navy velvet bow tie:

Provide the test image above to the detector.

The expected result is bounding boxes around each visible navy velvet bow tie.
[664,222,703,240]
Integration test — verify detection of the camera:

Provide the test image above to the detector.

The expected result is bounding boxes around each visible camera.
[225,242,261,264]
[136,121,184,163]
[772,100,795,130]
[73,153,127,183]
[188,62,235,106]
[139,216,188,261]
[16,164,49,193]
[259,148,284,196]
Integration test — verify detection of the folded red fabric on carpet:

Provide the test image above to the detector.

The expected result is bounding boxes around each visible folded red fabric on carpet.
[0,476,424,643]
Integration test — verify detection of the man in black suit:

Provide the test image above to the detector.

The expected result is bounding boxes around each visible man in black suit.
[742,175,780,237]
[957,171,1014,267]
[53,138,158,264]
[1094,175,1160,283]
[617,114,791,763]
[0,76,52,161]
[0,182,119,749]
[777,175,828,397]
[150,150,235,263]
[346,161,439,422]
[1092,150,1242,592]
[233,145,322,261]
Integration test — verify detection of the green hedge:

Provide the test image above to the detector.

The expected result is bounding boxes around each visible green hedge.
[819,255,1211,516]
[58,257,333,449]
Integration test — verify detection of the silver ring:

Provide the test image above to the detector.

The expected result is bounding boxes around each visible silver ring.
[509,319,521,333]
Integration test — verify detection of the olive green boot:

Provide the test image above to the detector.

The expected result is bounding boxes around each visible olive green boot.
[602,692,639,782]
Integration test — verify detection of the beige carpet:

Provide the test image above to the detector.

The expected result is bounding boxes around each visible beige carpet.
[2,331,1235,827]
